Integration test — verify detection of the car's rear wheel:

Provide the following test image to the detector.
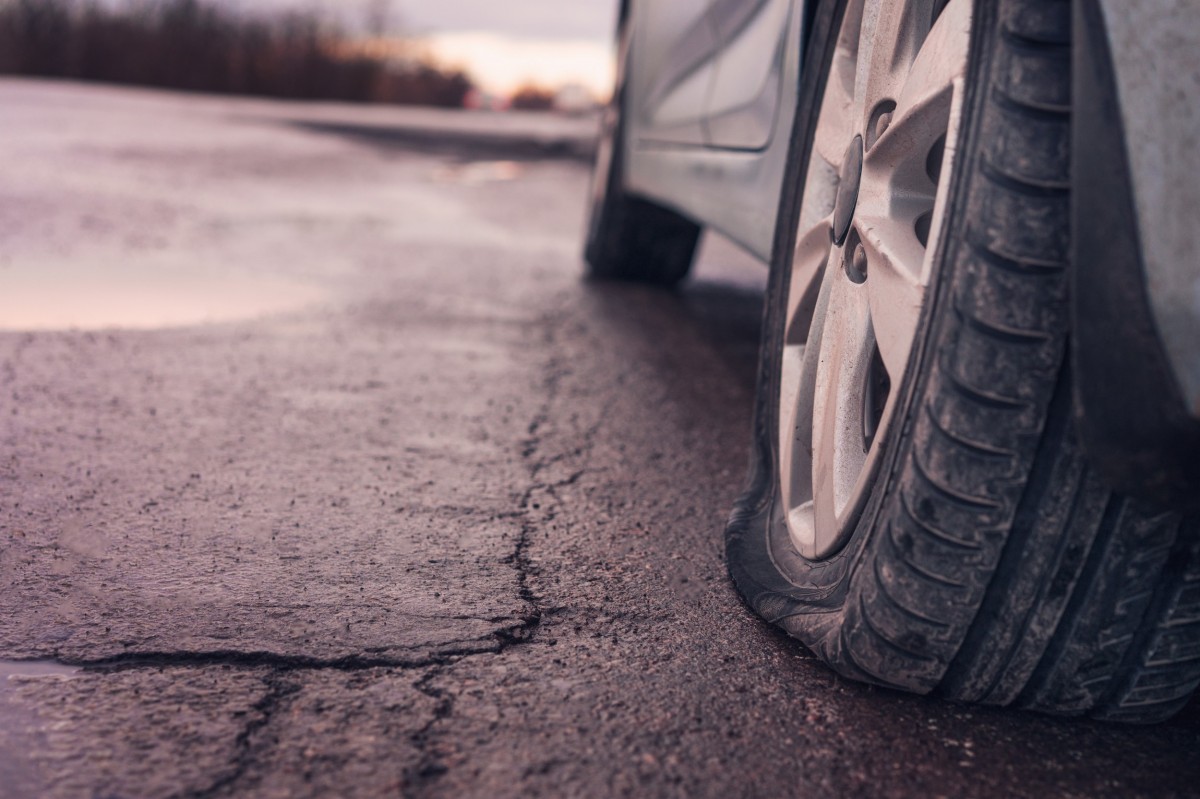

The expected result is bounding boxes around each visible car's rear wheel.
[583,16,701,287]
[727,0,1200,722]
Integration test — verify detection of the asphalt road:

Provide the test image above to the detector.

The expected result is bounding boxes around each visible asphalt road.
[1,79,1198,798]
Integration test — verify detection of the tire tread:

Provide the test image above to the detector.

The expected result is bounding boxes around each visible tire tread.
[724,0,1199,724]
[830,0,1200,722]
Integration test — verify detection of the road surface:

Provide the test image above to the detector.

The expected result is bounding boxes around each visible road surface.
[0,79,1197,798]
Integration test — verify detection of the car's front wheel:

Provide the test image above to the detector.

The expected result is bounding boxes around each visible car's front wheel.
[727,0,1200,723]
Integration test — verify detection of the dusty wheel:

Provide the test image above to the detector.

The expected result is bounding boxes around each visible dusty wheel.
[726,0,1200,723]
[583,20,701,287]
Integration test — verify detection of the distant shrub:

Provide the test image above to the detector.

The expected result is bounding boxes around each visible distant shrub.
[509,83,556,112]
[0,0,476,107]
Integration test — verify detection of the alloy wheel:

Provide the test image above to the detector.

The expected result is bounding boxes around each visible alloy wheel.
[778,0,973,559]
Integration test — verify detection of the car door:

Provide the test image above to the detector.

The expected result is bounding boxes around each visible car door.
[628,0,720,146]
[704,0,796,150]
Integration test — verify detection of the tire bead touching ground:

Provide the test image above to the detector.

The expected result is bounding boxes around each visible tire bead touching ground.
[726,0,1200,723]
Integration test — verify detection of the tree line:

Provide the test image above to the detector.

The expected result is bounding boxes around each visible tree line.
[0,0,476,107]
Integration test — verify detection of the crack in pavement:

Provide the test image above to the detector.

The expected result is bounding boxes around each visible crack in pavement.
[14,618,549,794]
[402,322,596,793]
[4,313,591,798]
[406,669,455,787]
[47,640,521,674]
[178,670,303,799]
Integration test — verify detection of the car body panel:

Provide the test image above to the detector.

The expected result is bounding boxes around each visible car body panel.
[630,0,717,145]
[624,0,807,261]
[706,0,795,150]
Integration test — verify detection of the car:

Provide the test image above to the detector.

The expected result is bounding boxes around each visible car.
[584,0,1200,723]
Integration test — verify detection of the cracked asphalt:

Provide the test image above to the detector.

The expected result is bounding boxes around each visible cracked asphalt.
[1,79,1199,798]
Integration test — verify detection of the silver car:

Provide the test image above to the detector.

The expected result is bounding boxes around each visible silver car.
[585,0,1200,722]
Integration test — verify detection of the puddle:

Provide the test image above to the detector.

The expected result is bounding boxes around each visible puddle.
[0,660,80,797]
[0,263,327,331]
[0,658,81,704]
[0,660,81,682]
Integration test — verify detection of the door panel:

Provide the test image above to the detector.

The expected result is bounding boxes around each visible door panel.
[629,0,718,146]
[624,0,806,261]
[706,0,795,150]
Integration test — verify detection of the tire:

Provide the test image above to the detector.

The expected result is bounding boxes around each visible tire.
[726,0,1200,723]
[583,19,700,287]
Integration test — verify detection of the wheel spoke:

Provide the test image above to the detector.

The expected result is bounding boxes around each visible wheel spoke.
[786,218,834,344]
[777,231,835,542]
[860,88,946,210]
[780,214,836,532]
[852,0,946,140]
[851,215,925,382]
[862,0,969,172]
[809,263,873,553]
[852,0,969,379]
[892,0,970,127]
[812,0,862,169]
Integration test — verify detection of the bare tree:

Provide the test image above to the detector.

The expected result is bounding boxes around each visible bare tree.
[364,0,392,38]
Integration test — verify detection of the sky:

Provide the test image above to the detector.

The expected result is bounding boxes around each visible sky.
[219,0,619,96]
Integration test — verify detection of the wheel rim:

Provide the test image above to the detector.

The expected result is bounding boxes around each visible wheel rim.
[779,0,972,560]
